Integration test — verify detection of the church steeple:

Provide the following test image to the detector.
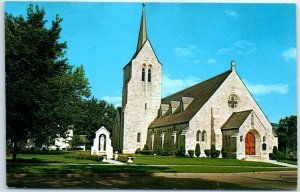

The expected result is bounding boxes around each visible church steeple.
[136,3,147,52]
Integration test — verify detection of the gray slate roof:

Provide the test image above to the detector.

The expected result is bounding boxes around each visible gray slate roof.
[149,70,232,128]
[221,110,253,130]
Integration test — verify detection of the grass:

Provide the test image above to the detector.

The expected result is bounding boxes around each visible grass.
[6,151,99,164]
[7,164,296,174]
[132,154,283,167]
[278,159,297,165]
[6,153,297,174]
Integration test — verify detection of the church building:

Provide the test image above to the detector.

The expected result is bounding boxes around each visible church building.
[112,5,278,160]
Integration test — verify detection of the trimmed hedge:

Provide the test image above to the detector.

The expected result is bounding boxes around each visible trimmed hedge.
[65,153,103,162]
[221,147,228,158]
[195,143,201,157]
[204,149,210,157]
[188,150,194,157]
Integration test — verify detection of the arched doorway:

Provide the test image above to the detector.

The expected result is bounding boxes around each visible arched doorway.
[245,132,255,155]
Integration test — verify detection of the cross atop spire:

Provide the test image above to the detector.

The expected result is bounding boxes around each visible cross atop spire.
[136,3,148,52]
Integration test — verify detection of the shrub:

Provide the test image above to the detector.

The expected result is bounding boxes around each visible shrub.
[277,151,286,160]
[135,148,142,154]
[65,153,103,162]
[117,155,128,163]
[221,147,228,158]
[226,153,236,159]
[195,143,201,157]
[176,145,186,157]
[188,150,194,157]
[30,147,35,151]
[210,144,217,158]
[143,144,148,151]
[42,147,46,151]
[140,150,152,155]
[158,147,173,156]
[56,147,60,151]
[204,149,210,157]
[215,150,221,158]
[272,146,278,160]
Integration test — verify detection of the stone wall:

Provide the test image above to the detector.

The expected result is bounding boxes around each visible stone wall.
[187,68,277,159]
[122,41,162,153]
[147,123,189,151]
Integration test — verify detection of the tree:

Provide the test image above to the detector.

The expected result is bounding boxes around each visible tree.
[277,115,297,155]
[70,135,84,149]
[74,97,117,144]
[6,4,90,161]
[195,143,200,157]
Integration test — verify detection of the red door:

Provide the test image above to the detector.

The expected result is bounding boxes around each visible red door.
[245,132,255,155]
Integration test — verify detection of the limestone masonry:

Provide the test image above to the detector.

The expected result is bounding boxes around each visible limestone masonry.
[112,5,278,160]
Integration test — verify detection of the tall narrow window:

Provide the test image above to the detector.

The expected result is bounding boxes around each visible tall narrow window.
[148,69,151,82]
[202,131,206,142]
[137,132,141,143]
[196,130,201,142]
[251,113,254,125]
[142,68,145,81]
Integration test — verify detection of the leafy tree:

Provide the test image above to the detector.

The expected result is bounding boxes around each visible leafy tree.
[6,4,90,161]
[70,135,84,149]
[74,97,116,144]
[195,143,200,157]
[277,115,297,155]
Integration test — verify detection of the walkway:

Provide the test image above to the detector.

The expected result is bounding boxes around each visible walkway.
[245,159,298,168]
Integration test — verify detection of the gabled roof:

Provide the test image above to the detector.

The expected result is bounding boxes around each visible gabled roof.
[149,70,232,128]
[221,110,253,130]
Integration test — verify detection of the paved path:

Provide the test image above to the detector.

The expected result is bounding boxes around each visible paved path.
[245,159,298,168]
[7,171,297,189]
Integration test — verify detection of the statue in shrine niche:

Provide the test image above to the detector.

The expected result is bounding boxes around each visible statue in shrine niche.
[99,134,106,151]
[91,126,113,159]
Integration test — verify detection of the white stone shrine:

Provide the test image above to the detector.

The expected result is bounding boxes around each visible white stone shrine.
[91,126,113,159]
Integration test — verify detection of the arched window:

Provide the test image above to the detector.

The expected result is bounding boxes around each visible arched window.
[263,136,266,142]
[202,131,206,142]
[137,132,141,142]
[262,143,267,150]
[148,69,151,82]
[196,130,201,142]
[142,68,145,81]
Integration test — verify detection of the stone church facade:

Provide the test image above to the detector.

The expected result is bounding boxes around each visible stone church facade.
[112,5,278,160]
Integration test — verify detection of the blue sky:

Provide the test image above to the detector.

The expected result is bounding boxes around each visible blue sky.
[5,2,296,123]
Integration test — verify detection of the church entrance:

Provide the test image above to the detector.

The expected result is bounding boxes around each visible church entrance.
[245,132,255,155]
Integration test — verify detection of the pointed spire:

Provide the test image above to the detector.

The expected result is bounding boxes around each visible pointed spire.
[136,3,147,52]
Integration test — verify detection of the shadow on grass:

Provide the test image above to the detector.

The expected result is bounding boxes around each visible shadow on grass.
[7,173,262,190]
[7,158,60,164]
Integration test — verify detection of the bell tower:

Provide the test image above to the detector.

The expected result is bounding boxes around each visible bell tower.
[121,4,162,153]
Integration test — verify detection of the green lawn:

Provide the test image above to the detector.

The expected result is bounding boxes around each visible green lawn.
[6,153,297,174]
[7,164,296,174]
[6,151,98,164]
[278,159,297,165]
[132,154,283,167]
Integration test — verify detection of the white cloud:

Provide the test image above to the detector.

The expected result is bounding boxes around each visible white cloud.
[234,40,253,49]
[282,47,296,62]
[245,82,288,95]
[173,44,197,56]
[217,48,232,54]
[101,96,122,106]
[218,40,256,55]
[206,58,217,64]
[225,10,238,18]
[162,74,199,97]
